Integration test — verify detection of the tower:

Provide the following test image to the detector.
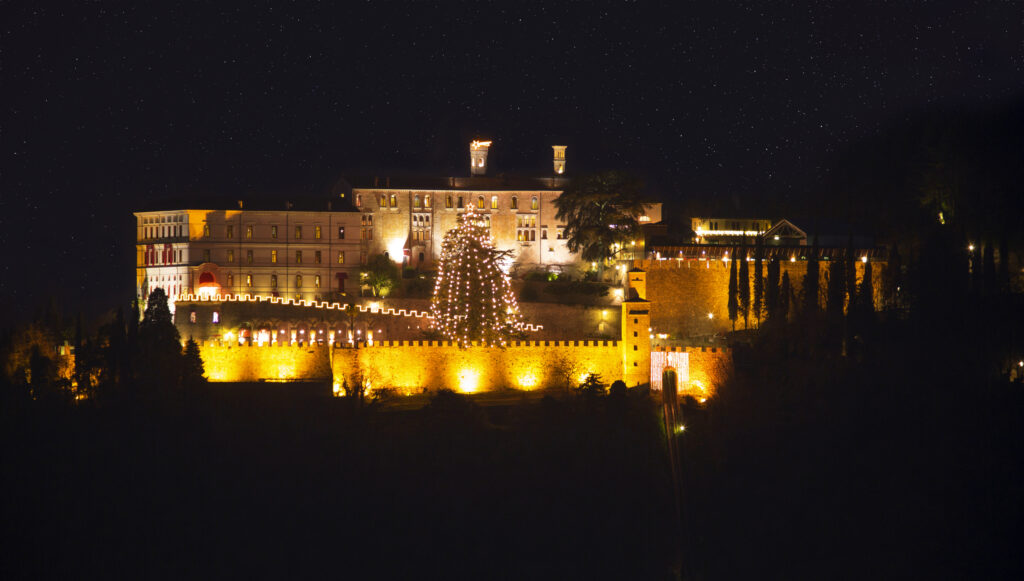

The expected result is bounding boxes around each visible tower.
[470,140,491,176]
[552,145,567,175]
[621,268,651,387]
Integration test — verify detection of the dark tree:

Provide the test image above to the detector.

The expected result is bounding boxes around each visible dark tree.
[826,258,846,322]
[728,250,738,331]
[753,239,764,327]
[766,257,780,322]
[983,243,996,296]
[803,240,820,316]
[362,254,400,297]
[780,271,792,322]
[859,260,875,319]
[553,171,647,268]
[738,246,750,329]
[181,338,206,388]
[137,288,182,392]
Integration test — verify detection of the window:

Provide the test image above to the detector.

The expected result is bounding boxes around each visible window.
[227,273,233,286]
[271,250,278,263]
[314,275,321,289]
[477,196,485,209]
[491,195,498,209]
[212,312,220,324]
[380,193,387,207]
[203,224,210,237]
[295,250,303,264]
[556,227,565,240]
[389,194,397,208]
[541,229,548,240]
[246,274,252,287]
[511,196,518,210]
[355,194,362,207]
[337,226,345,239]
[634,331,638,337]
[226,225,234,239]
[271,225,278,239]
[315,250,322,264]
[315,225,322,240]
[227,249,234,263]
[424,194,431,208]
[414,195,421,208]
[271,275,278,288]
[202,249,210,262]
[338,251,345,264]
[295,226,302,239]
[457,196,464,209]
[295,274,303,288]
[446,195,453,209]
[189,311,196,324]
[247,250,253,264]
[246,225,253,239]
[531,196,539,210]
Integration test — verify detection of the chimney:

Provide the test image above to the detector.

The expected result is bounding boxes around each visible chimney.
[470,140,492,176]
[552,145,567,175]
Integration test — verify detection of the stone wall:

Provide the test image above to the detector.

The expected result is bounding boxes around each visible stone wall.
[638,258,887,337]
[200,343,332,382]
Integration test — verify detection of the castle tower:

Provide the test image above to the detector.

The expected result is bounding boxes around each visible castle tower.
[470,140,491,176]
[621,268,651,387]
[552,145,567,175]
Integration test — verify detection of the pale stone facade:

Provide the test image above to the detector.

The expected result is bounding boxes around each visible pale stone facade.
[135,207,363,304]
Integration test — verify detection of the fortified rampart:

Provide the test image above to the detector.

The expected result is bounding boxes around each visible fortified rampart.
[636,258,887,337]
[200,343,332,382]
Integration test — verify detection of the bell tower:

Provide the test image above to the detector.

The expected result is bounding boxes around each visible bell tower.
[470,140,491,176]
[621,268,651,387]
[552,145,567,175]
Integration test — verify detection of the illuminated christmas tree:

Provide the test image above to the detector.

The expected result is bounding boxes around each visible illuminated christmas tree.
[431,206,524,347]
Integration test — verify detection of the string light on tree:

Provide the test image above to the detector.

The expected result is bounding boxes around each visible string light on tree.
[431,205,525,347]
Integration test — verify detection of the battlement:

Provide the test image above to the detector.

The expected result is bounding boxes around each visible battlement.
[364,339,619,348]
[651,345,729,354]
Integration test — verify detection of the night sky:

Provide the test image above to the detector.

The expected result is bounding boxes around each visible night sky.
[4,2,1022,322]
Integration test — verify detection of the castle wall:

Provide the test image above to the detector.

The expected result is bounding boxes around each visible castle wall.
[637,258,887,337]
[200,343,332,382]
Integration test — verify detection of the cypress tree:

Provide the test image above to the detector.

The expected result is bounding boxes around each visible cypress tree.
[826,257,846,320]
[803,239,820,316]
[766,256,780,321]
[738,246,750,329]
[983,243,996,296]
[780,271,791,322]
[181,337,207,388]
[728,249,738,331]
[753,238,764,326]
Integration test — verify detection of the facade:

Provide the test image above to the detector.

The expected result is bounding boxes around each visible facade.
[135,204,363,304]
[690,217,775,244]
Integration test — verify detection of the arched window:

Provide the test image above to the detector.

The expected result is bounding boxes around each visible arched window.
[491,195,498,209]
[413,195,421,208]
[380,194,387,207]
[314,275,321,289]
[424,194,431,208]
[511,196,518,210]
[531,196,539,210]
[477,196,485,209]
[226,273,233,287]
[355,194,362,207]
[457,196,464,209]
[446,195,453,209]
[296,274,303,288]
[389,194,397,207]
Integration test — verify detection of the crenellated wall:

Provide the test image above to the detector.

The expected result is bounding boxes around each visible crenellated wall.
[200,343,332,382]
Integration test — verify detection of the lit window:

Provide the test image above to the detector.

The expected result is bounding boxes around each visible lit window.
[337,226,345,239]
[296,250,303,264]
[189,311,196,324]
[531,197,538,210]
[511,196,518,210]
[315,251,322,264]
[315,225,322,240]
[414,195,421,208]
[557,228,564,240]
[247,250,253,264]
[246,225,253,239]
[477,196,485,209]
[226,225,234,239]
[203,224,210,237]
[271,275,278,288]
[389,194,397,208]
[212,312,220,324]
[296,274,303,288]
[246,274,252,287]
[295,226,302,239]
[227,273,233,286]
[380,194,387,207]
[355,194,362,207]
[337,251,345,264]
[271,225,278,239]
[315,275,321,289]
[271,250,278,263]
[446,195,453,209]
[424,194,431,208]
[491,195,498,209]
